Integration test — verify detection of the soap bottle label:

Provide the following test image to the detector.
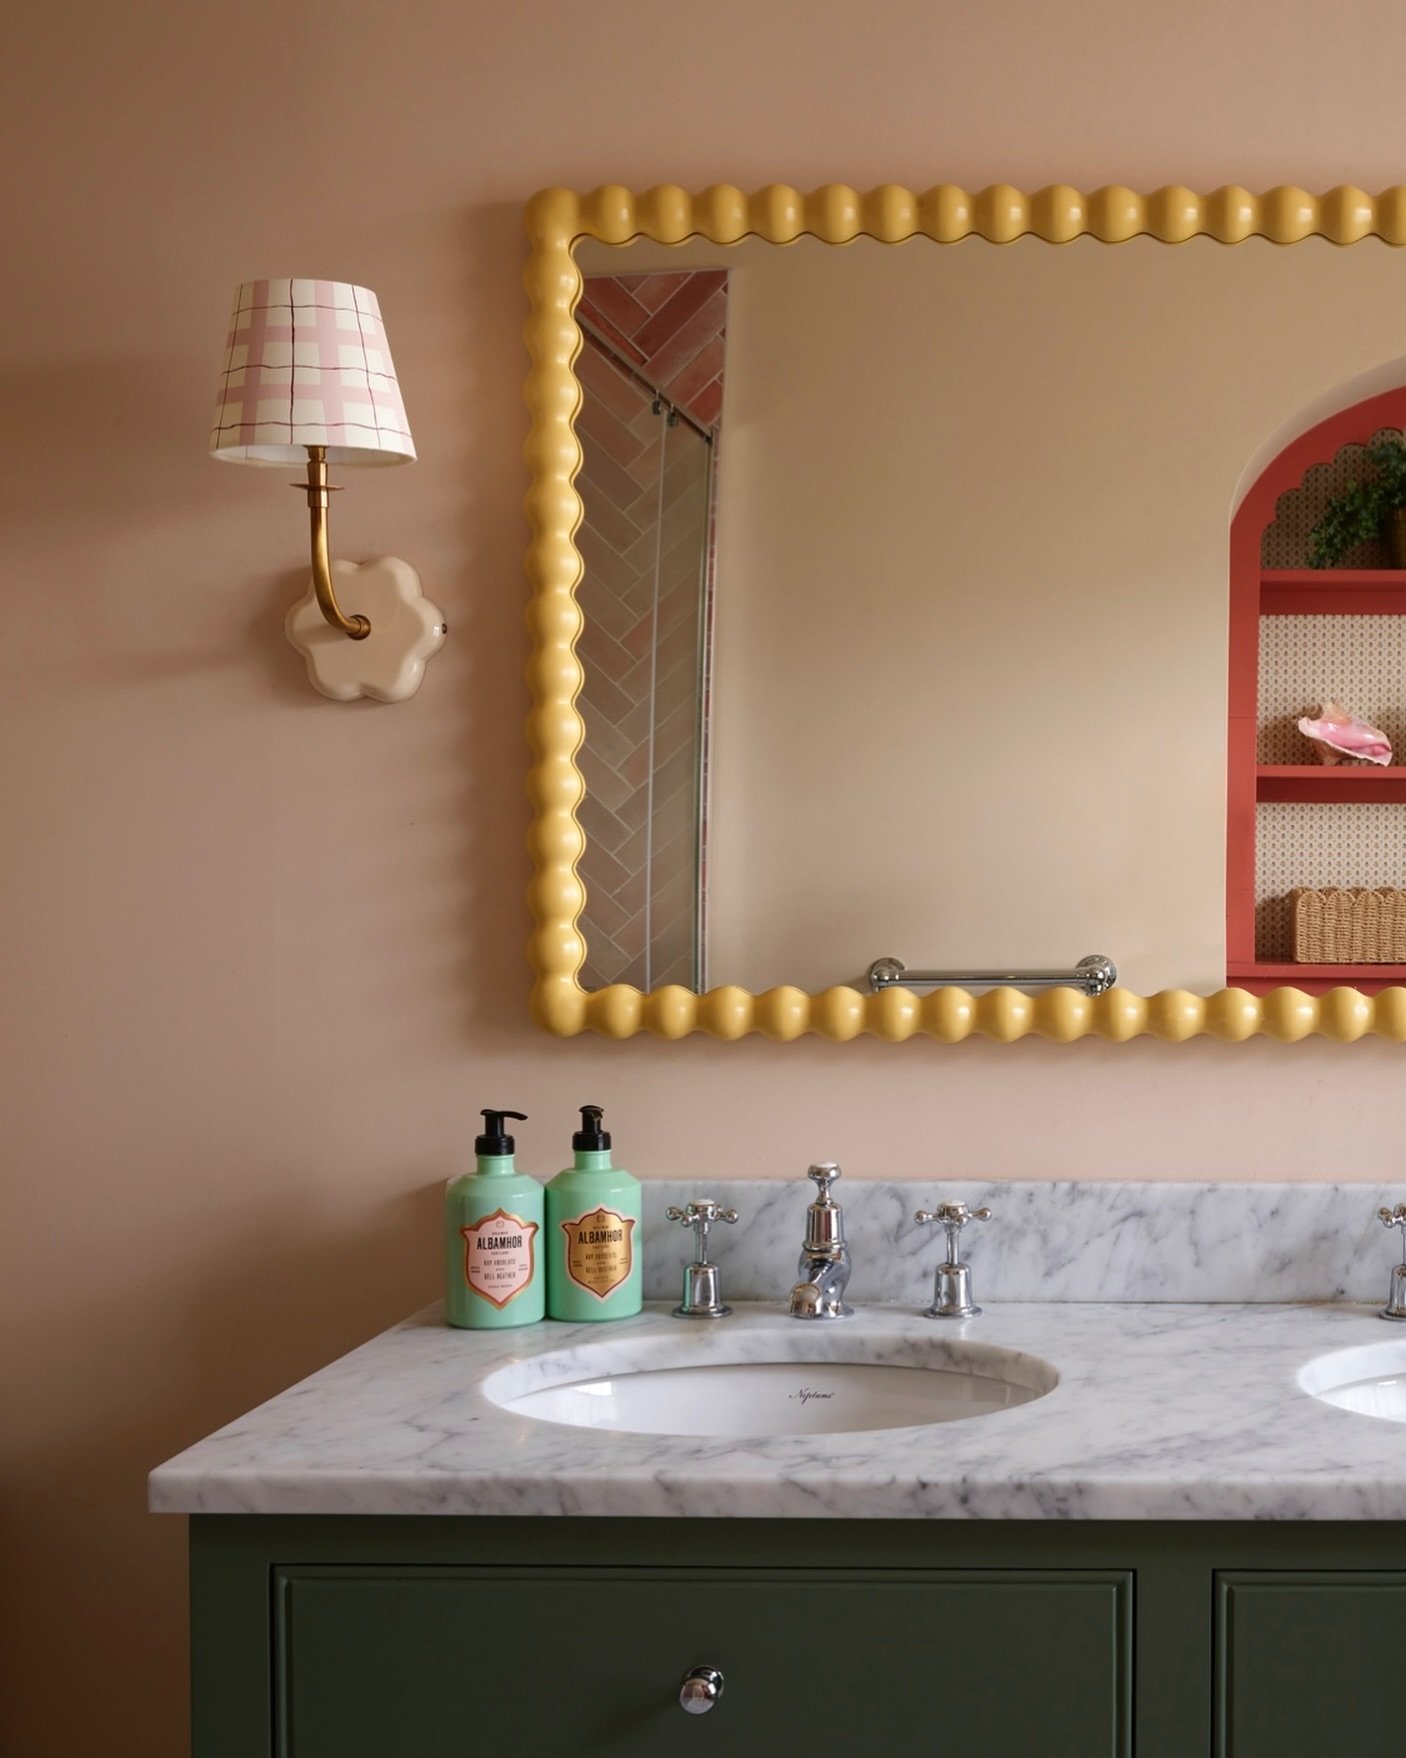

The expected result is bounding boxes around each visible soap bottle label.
[561,1206,636,1300]
[459,1208,539,1309]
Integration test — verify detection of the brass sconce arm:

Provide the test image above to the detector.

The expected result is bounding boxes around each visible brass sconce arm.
[297,446,371,639]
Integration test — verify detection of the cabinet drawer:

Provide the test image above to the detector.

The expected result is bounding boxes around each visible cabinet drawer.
[276,1565,1130,1758]
[1217,1571,1406,1757]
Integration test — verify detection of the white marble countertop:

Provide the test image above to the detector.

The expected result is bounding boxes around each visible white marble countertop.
[149,1298,1406,1521]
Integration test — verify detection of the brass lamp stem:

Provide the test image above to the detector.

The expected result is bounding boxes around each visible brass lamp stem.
[298,446,370,639]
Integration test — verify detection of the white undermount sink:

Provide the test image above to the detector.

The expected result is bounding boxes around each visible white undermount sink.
[1299,1339,1406,1423]
[484,1335,1058,1437]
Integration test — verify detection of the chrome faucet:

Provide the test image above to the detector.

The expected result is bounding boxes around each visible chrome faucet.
[914,1200,992,1319]
[787,1163,853,1320]
[665,1200,739,1319]
[1378,1205,1406,1321]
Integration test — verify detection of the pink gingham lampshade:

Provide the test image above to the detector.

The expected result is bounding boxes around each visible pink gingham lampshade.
[210,279,415,466]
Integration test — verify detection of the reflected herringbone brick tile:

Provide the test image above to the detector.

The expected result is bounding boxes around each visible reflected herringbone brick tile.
[574,272,727,988]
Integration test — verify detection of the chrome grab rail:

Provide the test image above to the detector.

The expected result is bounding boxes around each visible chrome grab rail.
[867,954,1117,997]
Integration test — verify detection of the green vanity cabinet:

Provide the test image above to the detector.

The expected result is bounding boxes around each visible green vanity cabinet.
[276,1568,1128,1758]
[1216,1571,1406,1757]
[272,1565,1129,1756]
[189,1518,1406,1758]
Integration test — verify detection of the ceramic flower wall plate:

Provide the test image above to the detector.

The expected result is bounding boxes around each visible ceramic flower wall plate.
[285,557,445,703]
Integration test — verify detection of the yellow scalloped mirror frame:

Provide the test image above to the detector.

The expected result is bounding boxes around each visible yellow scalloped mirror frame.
[523,181,1406,1043]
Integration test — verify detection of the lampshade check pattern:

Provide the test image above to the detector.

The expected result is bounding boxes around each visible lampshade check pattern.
[210,279,415,465]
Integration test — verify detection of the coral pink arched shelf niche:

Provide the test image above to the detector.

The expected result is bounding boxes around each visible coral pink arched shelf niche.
[1228,386,1406,994]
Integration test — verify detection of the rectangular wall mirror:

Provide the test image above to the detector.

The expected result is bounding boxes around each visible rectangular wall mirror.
[523,184,1406,1043]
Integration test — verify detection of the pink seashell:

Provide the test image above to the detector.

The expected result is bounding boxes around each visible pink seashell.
[1297,701,1393,766]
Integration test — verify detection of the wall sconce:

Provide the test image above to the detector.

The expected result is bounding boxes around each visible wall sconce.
[210,279,446,702]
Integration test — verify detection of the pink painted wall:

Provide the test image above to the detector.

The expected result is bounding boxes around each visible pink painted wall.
[6,2,1406,1751]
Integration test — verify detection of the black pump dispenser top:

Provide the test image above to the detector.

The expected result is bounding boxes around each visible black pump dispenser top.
[572,1104,611,1152]
[476,1109,527,1156]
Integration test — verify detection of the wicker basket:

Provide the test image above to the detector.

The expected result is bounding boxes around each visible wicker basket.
[1290,887,1406,963]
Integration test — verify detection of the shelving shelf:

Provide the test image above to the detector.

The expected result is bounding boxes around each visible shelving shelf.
[1227,960,1406,996]
[1256,765,1406,803]
[1260,568,1406,615]
[1227,391,1406,990]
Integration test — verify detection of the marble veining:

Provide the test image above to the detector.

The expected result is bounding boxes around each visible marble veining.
[643,1179,1406,1305]
[150,1299,1406,1521]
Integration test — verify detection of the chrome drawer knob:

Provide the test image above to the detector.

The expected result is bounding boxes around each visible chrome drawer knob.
[678,1665,724,1714]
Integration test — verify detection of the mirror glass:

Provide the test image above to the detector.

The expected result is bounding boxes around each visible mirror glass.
[571,232,1406,996]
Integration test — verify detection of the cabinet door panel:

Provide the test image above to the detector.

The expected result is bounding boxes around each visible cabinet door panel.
[277,1566,1130,1758]
[1217,1572,1406,1757]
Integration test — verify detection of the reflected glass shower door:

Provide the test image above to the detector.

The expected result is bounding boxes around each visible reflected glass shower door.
[574,330,715,992]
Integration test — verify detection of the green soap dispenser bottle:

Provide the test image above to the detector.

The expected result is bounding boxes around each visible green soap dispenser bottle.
[445,1110,545,1329]
[546,1106,643,1321]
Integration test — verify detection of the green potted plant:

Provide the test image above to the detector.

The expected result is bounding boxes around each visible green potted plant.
[1308,433,1406,567]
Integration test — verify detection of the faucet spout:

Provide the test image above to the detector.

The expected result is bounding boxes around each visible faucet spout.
[788,1251,853,1320]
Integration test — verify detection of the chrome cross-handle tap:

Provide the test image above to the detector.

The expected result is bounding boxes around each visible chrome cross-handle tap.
[914,1200,992,1319]
[665,1200,739,1318]
[1377,1205,1406,1321]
